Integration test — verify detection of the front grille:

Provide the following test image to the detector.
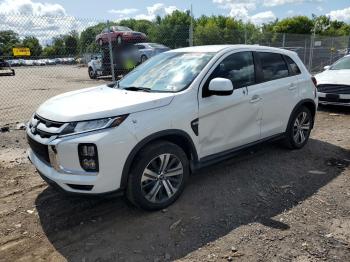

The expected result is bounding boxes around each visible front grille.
[27,134,50,164]
[317,84,350,94]
[29,114,65,139]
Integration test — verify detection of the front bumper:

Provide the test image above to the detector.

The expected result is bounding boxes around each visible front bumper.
[317,92,350,106]
[27,126,137,194]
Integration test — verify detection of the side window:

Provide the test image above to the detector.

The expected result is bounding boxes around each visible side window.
[137,45,145,49]
[210,51,255,89]
[285,55,301,75]
[258,52,289,81]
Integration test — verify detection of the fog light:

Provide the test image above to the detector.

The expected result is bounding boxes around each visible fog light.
[78,144,99,172]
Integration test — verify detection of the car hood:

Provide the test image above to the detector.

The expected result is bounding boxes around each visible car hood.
[315,69,350,86]
[36,85,174,122]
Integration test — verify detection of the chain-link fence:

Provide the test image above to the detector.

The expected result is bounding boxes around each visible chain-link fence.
[1,14,349,126]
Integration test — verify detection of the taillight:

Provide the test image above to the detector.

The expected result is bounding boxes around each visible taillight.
[311,76,317,87]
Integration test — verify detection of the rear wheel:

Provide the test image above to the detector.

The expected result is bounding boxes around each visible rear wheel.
[284,106,313,149]
[127,141,189,210]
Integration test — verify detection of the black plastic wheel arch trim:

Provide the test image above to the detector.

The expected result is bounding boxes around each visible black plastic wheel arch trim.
[120,129,198,189]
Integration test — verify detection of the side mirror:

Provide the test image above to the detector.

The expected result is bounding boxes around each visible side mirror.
[324,65,330,70]
[208,78,234,96]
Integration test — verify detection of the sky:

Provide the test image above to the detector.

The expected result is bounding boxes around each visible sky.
[0,0,349,44]
[0,0,350,24]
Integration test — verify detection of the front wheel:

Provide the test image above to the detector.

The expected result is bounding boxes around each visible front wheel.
[127,141,189,210]
[141,55,148,63]
[284,106,313,149]
[88,67,96,79]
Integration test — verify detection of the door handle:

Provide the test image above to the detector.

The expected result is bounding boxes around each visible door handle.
[288,83,297,90]
[250,95,262,103]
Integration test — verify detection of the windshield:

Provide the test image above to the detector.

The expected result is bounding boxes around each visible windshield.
[118,52,214,92]
[330,56,350,70]
[148,43,167,49]
[114,26,132,31]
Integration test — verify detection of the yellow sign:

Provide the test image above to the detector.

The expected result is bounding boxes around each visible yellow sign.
[13,47,31,56]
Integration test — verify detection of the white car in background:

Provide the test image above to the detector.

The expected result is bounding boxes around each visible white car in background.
[135,43,170,63]
[315,55,350,106]
[34,59,46,66]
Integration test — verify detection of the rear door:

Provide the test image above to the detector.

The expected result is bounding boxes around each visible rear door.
[254,52,301,138]
[198,51,262,158]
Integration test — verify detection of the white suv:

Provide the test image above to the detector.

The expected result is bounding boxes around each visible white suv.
[27,45,318,210]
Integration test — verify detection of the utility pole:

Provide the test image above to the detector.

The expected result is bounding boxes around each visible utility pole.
[189,4,194,47]
[308,20,318,72]
[107,20,116,82]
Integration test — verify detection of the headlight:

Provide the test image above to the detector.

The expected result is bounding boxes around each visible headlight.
[60,115,128,137]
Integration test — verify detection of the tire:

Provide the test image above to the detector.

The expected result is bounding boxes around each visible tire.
[141,55,148,63]
[127,141,189,210]
[88,67,96,79]
[11,70,15,76]
[284,106,313,149]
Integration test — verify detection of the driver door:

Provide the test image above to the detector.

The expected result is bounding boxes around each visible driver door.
[198,51,262,158]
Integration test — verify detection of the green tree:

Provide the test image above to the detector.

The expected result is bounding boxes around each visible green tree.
[272,16,314,34]
[151,10,191,48]
[22,36,42,57]
[64,31,79,56]
[194,20,225,45]
[77,13,350,55]
[42,45,56,57]
[312,15,350,36]
[0,30,21,57]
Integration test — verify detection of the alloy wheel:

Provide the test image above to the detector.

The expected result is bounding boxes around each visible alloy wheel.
[141,153,184,203]
[293,111,311,144]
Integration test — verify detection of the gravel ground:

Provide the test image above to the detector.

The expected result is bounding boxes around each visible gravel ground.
[0,65,110,125]
[0,105,349,262]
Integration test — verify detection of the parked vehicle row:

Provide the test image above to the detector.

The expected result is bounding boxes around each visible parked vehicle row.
[28,45,318,210]
[6,57,77,67]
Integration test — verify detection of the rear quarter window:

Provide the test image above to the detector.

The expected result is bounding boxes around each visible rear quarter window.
[285,55,301,75]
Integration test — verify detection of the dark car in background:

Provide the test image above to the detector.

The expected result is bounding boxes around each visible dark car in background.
[0,59,15,76]
[96,26,147,46]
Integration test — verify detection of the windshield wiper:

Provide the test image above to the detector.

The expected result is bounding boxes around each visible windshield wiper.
[122,86,152,92]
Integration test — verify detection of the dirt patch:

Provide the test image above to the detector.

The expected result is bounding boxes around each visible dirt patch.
[0,107,349,262]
